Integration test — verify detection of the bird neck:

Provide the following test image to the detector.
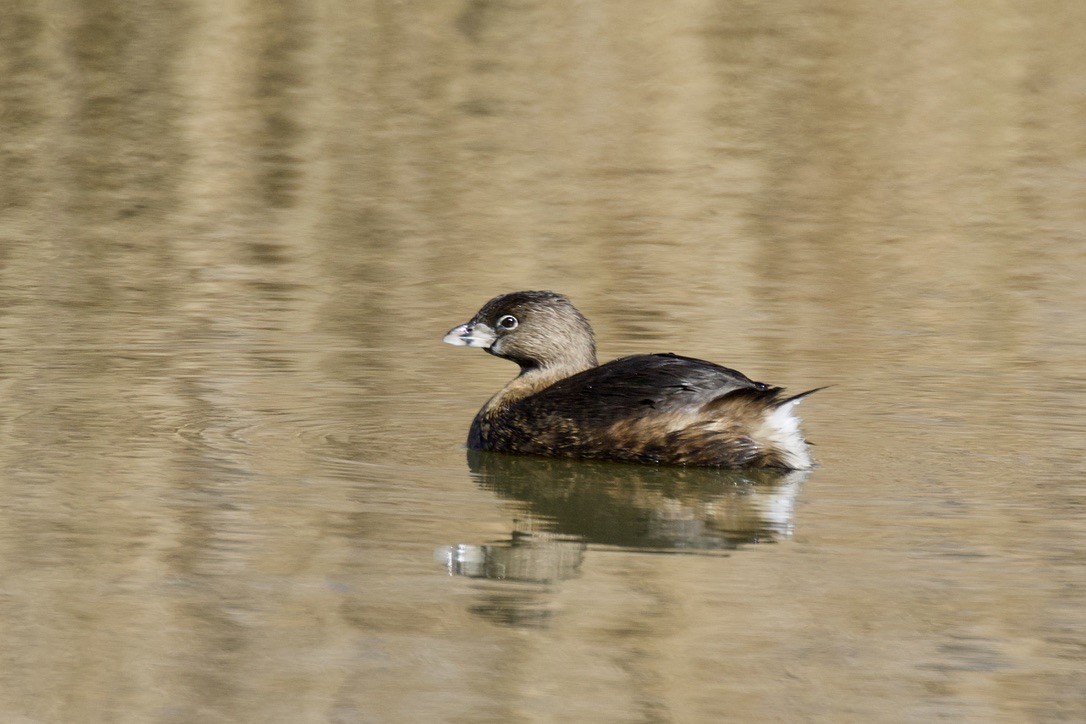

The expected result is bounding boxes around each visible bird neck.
[485,357,597,413]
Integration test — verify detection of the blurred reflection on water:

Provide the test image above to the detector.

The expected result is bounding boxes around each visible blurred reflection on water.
[437,452,805,584]
[1,0,1086,722]
[438,453,805,610]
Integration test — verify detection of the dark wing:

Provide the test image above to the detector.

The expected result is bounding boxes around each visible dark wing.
[513,353,776,425]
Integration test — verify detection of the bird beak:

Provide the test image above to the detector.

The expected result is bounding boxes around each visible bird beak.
[443,322,497,348]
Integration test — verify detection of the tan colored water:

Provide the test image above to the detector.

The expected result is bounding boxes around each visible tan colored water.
[1,1,1084,721]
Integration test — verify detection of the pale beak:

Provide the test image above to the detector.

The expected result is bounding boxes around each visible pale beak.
[443,322,497,348]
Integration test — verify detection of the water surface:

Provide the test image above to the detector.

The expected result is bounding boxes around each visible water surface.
[1,1,1084,722]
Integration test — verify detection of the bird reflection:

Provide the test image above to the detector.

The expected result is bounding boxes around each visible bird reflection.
[436,451,808,585]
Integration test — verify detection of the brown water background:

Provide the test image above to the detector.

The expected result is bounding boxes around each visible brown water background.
[1,1,1085,722]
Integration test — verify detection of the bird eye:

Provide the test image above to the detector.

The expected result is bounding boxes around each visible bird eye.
[497,314,518,330]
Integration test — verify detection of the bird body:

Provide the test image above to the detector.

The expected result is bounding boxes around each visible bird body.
[445,291,818,469]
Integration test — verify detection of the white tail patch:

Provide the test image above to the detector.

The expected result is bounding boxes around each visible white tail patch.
[756,399,814,470]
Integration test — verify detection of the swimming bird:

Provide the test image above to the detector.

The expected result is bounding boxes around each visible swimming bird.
[444,291,819,469]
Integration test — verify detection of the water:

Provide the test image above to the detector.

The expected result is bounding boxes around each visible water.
[1,1,1085,721]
